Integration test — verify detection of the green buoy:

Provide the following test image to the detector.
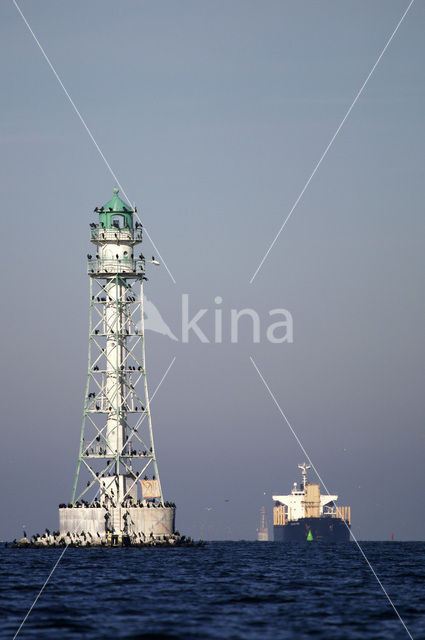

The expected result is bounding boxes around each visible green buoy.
[307,530,313,541]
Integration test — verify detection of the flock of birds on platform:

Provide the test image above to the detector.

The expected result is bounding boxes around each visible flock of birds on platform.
[84,399,145,411]
[89,220,142,228]
[83,445,149,456]
[87,254,156,265]
[12,527,193,548]
[58,499,176,509]
[7,498,185,547]
[92,205,141,215]
[89,295,138,303]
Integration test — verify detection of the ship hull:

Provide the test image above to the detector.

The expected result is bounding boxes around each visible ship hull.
[274,517,350,542]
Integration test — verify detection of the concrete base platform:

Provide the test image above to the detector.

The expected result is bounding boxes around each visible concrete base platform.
[59,505,175,539]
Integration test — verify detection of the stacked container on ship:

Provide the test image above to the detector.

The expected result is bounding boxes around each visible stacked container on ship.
[273,463,351,542]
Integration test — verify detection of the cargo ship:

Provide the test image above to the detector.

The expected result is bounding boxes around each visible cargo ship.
[273,463,351,542]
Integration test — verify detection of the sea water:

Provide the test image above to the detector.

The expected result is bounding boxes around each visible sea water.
[1,541,424,639]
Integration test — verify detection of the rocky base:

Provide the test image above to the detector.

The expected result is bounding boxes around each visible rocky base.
[12,532,202,548]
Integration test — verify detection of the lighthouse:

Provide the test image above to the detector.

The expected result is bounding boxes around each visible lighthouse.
[59,189,175,542]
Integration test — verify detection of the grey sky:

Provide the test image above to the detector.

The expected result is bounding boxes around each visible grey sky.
[0,0,424,540]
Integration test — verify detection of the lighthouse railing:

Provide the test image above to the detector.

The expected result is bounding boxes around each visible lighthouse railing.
[87,258,145,275]
[90,228,143,242]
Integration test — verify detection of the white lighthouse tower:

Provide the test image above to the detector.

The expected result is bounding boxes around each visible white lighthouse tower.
[59,189,175,542]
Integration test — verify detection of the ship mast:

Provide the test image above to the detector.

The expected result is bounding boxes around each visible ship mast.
[298,462,311,491]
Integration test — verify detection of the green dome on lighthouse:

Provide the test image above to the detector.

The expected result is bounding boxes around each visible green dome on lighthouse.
[97,188,134,230]
[102,187,132,213]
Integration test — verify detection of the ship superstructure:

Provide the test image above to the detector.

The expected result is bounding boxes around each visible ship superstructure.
[59,189,175,543]
[273,463,351,542]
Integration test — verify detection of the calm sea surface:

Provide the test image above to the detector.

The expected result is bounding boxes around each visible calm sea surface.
[1,541,424,639]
